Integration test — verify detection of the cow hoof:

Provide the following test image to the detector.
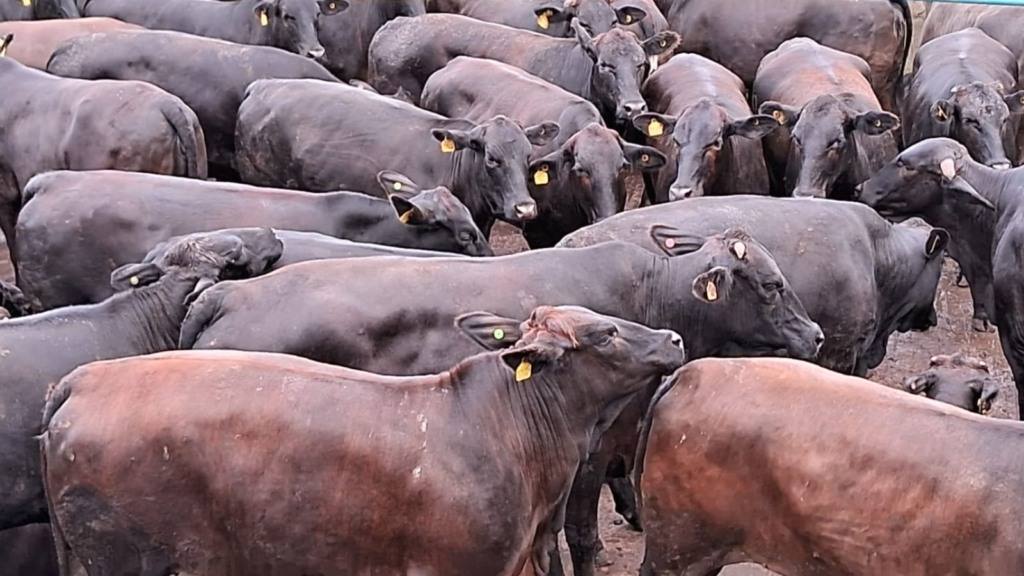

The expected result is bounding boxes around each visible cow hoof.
[972,318,993,333]
[595,549,615,567]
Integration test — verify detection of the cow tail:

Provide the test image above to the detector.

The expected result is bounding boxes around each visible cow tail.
[178,288,220,349]
[893,0,913,98]
[632,373,680,518]
[160,100,207,179]
[40,378,74,576]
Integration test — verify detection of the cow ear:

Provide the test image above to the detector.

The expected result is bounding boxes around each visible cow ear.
[649,224,705,256]
[758,101,800,129]
[632,112,676,139]
[377,170,421,196]
[318,0,348,16]
[902,373,935,395]
[455,311,523,351]
[692,266,731,303]
[852,111,900,136]
[571,18,598,60]
[528,150,565,187]
[390,194,434,226]
[726,115,779,140]
[614,5,646,25]
[942,171,995,210]
[1005,91,1024,115]
[431,127,482,153]
[524,122,560,147]
[623,143,666,171]
[111,262,164,290]
[924,228,950,259]
[642,31,680,59]
[931,100,955,124]
[534,5,570,29]
[254,0,276,24]
[500,343,563,381]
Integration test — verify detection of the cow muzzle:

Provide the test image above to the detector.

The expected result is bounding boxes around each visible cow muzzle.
[514,201,538,221]
[618,101,647,122]
[307,45,326,59]
[669,185,695,202]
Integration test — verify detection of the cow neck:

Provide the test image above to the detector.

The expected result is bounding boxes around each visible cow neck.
[444,151,495,232]
[644,253,715,360]
[103,272,200,353]
[449,357,595,504]
[962,161,1018,215]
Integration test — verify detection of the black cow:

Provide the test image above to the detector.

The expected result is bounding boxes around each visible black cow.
[632,53,777,202]
[178,229,821,576]
[559,196,949,377]
[0,228,282,531]
[421,56,666,247]
[147,228,464,271]
[367,13,679,125]
[315,0,424,80]
[754,38,900,199]
[902,28,1024,169]
[0,52,206,256]
[923,5,1024,77]
[654,0,912,112]
[856,137,1024,418]
[46,30,339,179]
[75,0,340,58]
[236,78,556,233]
[426,0,656,42]
[903,353,1000,414]
[15,170,489,310]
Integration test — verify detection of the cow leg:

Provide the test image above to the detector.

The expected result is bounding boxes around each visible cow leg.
[607,476,642,531]
[997,320,1024,420]
[562,455,611,576]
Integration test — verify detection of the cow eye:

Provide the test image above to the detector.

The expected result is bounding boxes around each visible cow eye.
[485,156,502,168]
[599,62,615,72]
[762,282,782,293]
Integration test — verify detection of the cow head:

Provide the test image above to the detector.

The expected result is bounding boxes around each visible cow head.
[252,0,344,58]
[855,138,996,217]
[533,0,647,37]
[111,228,284,305]
[931,81,1024,170]
[431,115,558,223]
[903,354,999,414]
[573,21,679,125]
[760,95,899,198]
[634,102,777,200]
[377,171,493,257]
[651,225,824,360]
[528,123,664,222]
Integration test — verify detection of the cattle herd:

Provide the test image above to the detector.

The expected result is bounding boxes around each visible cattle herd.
[4,0,1024,575]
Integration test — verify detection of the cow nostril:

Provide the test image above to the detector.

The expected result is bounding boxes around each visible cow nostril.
[622,101,647,116]
[308,46,326,58]
[670,187,693,201]
[514,202,537,219]
[814,329,825,347]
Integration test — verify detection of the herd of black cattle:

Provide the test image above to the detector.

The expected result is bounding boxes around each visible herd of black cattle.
[4,0,1024,574]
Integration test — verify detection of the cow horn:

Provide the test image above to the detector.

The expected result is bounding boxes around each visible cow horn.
[940,158,956,180]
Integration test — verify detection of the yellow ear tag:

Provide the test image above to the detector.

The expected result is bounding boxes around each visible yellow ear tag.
[929,234,941,254]
[515,359,533,382]
[647,119,664,137]
[772,110,786,124]
[705,280,718,301]
[129,276,140,286]
[22,0,30,6]
[392,181,402,191]
[533,167,549,186]
[440,137,456,153]
[935,107,948,121]
[259,10,269,27]
[399,210,414,224]
[537,11,550,30]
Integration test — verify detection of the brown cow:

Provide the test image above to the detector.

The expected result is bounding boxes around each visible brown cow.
[638,357,1024,575]
[903,354,1000,414]
[0,47,206,255]
[0,18,143,70]
[42,305,685,576]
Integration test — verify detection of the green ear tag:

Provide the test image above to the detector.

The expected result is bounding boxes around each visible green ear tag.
[493,328,505,340]
[393,181,402,191]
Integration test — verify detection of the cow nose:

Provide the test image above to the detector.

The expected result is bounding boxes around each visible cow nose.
[813,327,825,351]
[990,161,1011,170]
[621,101,647,118]
[793,187,826,199]
[514,201,538,220]
[669,186,694,201]
[668,331,684,350]
[851,184,863,199]
[307,45,326,59]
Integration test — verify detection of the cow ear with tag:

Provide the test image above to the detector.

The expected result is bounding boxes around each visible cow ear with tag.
[431,127,482,154]
[614,5,647,25]
[852,111,900,136]
[319,0,348,16]
[110,262,164,291]
[524,122,560,147]
[623,143,666,171]
[533,4,571,30]
[902,373,936,395]
[376,170,421,196]
[758,101,800,129]
[390,194,433,226]
[726,114,779,140]
[571,18,599,60]
[632,112,676,139]
[455,311,524,351]
[923,229,950,259]
[937,160,996,210]
[528,151,565,187]
[500,343,562,381]
[692,266,731,303]
[254,1,277,26]
[642,31,680,60]
[649,224,706,257]
[1004,90,1024,115]
[931,100,955,126]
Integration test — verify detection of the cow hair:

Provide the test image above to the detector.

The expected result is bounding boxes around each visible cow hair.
[520,306,584,349]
